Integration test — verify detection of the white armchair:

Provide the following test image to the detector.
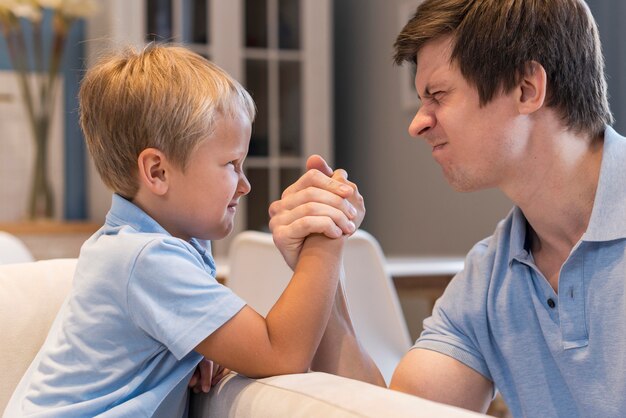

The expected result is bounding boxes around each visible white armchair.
[0,232,34,265]
[228,230,411,383]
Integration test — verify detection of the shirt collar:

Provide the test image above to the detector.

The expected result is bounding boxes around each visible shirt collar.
[583,126,626,242]
[106,193,170,236]
[508,207,532,265]
[105,194,217,275]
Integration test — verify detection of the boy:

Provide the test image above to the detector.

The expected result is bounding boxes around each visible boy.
[5,44,372,417]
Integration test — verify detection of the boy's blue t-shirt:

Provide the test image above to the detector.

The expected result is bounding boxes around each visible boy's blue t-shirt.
[8,194,246,417]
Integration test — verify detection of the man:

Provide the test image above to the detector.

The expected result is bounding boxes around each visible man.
[270,0,626,416]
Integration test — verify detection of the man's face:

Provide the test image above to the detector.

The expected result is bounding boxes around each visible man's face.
[409,36,526,192]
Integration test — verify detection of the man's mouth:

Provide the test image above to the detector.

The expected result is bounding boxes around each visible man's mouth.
[432,142,447,152]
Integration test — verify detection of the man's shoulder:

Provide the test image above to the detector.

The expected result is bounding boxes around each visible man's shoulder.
[465,208,520,263]
[447,207,525,298]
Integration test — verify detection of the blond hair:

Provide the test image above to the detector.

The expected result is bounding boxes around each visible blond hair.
[79,44,256,198]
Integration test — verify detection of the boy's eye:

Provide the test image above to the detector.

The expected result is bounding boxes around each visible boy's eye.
[228,160,244,171]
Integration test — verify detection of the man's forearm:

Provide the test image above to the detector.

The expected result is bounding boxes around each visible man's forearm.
[311,269,386,386]
[264,235,345,372]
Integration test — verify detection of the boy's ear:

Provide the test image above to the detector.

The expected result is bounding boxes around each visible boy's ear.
[137,148,169,196]
[517,61,547,115]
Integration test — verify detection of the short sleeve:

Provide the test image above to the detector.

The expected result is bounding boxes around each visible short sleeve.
[413,240,493,382]
[127,238,245,360]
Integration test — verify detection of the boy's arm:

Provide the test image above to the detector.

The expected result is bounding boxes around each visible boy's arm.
[269,155,385,386]
[195,234,345,378]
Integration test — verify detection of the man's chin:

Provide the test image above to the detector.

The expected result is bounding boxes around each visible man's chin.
[450,183,482,193]
[443,172,484,193]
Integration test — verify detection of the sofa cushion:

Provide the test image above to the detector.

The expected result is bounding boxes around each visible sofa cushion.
[0,258,77,412]
[189,372,485,417]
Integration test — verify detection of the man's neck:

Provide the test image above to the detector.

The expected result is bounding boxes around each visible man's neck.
[502,126,604,290]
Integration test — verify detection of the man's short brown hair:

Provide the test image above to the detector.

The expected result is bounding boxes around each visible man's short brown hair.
[80,44,256,198]
[394,0,612,136]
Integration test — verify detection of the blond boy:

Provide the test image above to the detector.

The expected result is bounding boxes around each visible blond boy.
[5,44,380,417]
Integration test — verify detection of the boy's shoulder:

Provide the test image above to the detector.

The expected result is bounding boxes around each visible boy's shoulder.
[73,225,217,308]
[81,224,204,269]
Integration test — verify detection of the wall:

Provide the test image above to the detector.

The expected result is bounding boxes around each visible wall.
[334,0,512,256]
[587,0,626,134]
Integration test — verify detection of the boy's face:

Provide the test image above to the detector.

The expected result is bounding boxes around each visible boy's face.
[409,36,527,192]
[165,112,251,241]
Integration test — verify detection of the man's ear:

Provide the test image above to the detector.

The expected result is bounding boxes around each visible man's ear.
[137,148,169,196]
[517,61,547,115]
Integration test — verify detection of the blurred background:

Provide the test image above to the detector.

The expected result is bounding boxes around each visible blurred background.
[0,0,623,260]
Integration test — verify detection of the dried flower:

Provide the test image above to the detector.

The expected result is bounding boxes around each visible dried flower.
[0,0,96,218]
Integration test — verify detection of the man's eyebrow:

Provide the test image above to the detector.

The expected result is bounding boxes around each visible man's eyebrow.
[417,85,432,100]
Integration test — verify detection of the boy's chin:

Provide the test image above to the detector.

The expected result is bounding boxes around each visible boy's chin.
[206,224,234,241]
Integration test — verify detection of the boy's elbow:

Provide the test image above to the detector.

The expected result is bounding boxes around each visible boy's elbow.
[271,357,311,376]
[246,353,311,378]
[283,358,311,375]
[280,349,315,374]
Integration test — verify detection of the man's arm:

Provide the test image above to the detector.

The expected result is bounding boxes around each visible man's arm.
[269,155,493,409]
[269,155,384,386]
[391,349,493,413]
[311,273,385,386]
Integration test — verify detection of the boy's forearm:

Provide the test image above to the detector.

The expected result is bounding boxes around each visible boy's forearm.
[311,275,386,386]
[262,234,345,374]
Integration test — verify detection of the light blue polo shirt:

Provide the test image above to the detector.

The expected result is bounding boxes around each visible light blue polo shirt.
[6,195,246,417]
[415,126,626,417]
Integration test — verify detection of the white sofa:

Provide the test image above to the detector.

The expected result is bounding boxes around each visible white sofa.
[0,259,485,417]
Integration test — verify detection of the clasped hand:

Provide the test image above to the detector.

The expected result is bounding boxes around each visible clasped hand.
[268,155,365,270]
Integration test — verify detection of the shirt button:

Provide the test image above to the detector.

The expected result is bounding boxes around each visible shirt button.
[547,298,556,308]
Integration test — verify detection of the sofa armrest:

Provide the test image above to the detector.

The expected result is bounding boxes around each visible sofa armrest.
[189,372,486,418]
[0,258,77,412]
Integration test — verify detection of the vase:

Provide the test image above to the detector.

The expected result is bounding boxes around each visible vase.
[27,117,54,220]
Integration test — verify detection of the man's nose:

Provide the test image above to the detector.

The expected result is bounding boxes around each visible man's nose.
[408,107,435,138]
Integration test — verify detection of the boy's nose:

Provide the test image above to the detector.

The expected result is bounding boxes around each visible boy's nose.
[408,107,435,138]
[239,173,251,196]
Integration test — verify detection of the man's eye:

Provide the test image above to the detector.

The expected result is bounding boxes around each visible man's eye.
[427,92,443,104]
